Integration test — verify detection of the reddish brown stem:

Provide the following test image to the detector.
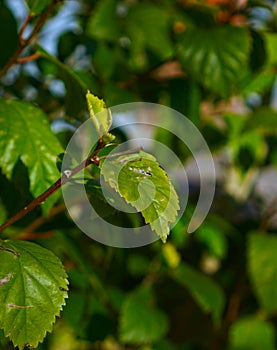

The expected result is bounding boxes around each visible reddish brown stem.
[17,53,41,64]
[19,203,66,236]
[14,231,54,241]
[18,13,31,44]
[0,142,103,233]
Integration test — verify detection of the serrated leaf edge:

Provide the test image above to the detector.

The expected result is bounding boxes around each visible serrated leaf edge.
[0,241,69,349]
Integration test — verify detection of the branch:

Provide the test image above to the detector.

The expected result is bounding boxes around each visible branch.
[0,0,61,79]
[17,53,41,64]
[16,203,66,238]
[0,141,104,233]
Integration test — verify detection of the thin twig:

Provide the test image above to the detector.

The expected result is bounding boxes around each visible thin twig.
[18,13,31,44]
[0,0,61,79]
[14,231,54,241]
[23,203,66,233]
[17,53,41,64]
[0,141,104,233]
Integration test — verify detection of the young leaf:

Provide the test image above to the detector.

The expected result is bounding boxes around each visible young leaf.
[0,240,68,349]
[86,91,113,138]
[0,99,63,215]
[100,151,180,242]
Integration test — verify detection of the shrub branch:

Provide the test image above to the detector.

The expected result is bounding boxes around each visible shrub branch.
[0,141,104,233]
[0,0,62,79]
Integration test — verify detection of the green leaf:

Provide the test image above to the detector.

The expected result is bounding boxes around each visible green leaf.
[119,290,168,344]
[0,99,63,214]
[125,3,173,62]
[0,240,68,349]
[100,151,180,242]
[24,0,52,14]
[264,32,277,65]
[92,45,116,80]
[176,26,251,97]
[248,232,277,315]
[229,316,275,350]
[86,91,112,137]
[87,0,121,41]
[245,108,277,134]
[240,68,276,96]
[38,47,87,118]
[103,82,139,106]
[87,1,173,68]
[84,179,117,218]
[172,263,225,323]
[196,224,227,259]
[0,3,19,70]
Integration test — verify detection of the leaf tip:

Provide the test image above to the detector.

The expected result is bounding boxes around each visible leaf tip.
[86,91,106,115]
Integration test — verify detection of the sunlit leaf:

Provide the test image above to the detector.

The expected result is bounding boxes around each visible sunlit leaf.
[100,151,180,242]
[86,91,112,137]
[0,99,63,214]
[0,240,68,349]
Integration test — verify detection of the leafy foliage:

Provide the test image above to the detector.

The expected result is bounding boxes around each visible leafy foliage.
[248,233,277,315]
[0,0,277,349]
[86,91,112,137]
[0,240,68,349]
[119,288,169,344]
[229,316,275,350]
[38,48,87,118]
[176,26,251,97]
[101,151,180,242]
[173,263,225,323]
[0,99,63,214]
